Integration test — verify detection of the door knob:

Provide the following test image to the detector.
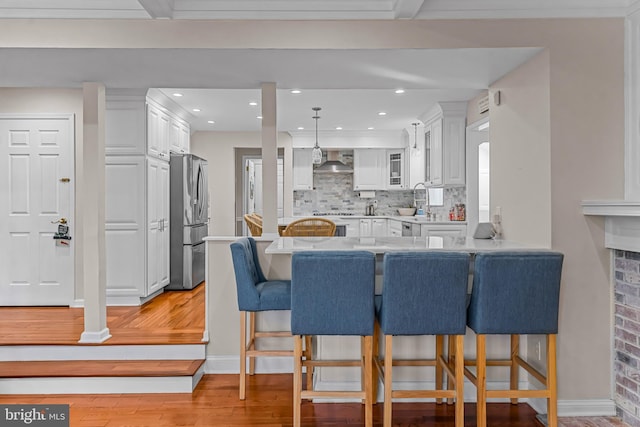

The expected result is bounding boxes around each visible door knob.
[51,218,67,224]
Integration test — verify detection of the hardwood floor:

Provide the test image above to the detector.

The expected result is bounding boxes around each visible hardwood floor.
[0,374,627,426]
[0,286,629,426]
[0,284,205,345]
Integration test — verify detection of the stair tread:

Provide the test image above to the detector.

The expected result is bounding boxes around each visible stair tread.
[0,359,205,378]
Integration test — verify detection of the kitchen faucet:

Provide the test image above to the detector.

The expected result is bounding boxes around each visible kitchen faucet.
[413,182,431,220]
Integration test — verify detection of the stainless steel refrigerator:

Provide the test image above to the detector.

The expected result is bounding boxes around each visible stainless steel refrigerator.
[167,153,209,290]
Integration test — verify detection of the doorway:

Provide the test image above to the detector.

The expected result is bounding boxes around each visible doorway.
[466,118,490,236]
[0,115,75,306]
[243,156,284,235]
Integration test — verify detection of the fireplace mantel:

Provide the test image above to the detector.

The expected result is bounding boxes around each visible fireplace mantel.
[583,200,640,253]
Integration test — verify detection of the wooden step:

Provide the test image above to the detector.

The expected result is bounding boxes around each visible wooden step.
[0,359,204,378]
[0,359,206,394]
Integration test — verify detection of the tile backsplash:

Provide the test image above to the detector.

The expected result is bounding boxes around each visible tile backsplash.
[293,173,466,218]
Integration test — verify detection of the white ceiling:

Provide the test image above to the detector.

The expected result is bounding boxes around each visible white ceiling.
[0,0,631,132]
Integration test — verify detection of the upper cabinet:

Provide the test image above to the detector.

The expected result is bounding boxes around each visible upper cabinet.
[353,149,386,190]
[148,100,191,160]
[293,148,314,190]
[386,149,406,190]
[423,102,466,187]
[147,102,170,160]
[169,117,190,154]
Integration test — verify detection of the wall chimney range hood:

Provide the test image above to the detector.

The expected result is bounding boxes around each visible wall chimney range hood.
[314,151,353,174]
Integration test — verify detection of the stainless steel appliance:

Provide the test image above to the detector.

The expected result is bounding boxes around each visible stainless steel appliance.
[402,221,421,237]
[167,153,209,290]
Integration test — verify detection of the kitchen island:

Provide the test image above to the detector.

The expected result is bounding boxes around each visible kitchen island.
[204,235,547,406]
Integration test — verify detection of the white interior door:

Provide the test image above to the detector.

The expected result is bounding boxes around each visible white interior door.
[466,119,490,236]
[0,115,74,306]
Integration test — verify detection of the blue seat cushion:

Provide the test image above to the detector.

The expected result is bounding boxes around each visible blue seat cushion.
[254,280,292,311]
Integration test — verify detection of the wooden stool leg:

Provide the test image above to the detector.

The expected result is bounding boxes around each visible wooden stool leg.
[249,312,256,375]
[363,335,373,427]
[304,335,313,392]
[239,311,247,400]
[476,334,487,427]
[547,334,558,427]
[372,322,380,404]
[447,335,455,405]
[293,335,303,427]
[436,335,444,404]
[384,335,393,427]
[454,335,465,427]
[510,334,520,404]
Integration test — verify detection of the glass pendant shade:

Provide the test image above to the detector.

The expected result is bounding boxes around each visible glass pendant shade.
[312,145,323,164]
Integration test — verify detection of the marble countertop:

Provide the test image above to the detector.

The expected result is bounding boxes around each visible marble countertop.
[264,236,540,254]
[279,216,466,226]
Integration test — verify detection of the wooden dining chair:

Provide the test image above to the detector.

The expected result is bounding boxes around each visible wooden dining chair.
[243,213,262,236]
[281,217,336,237]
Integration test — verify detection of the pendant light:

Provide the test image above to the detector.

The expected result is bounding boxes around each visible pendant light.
[412,122,419,149]
[311,107,323,165]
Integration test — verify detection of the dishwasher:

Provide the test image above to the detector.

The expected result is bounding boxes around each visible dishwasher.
[401,222,421,237]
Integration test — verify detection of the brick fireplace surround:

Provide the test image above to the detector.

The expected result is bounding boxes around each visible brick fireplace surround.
[615,250,640,426]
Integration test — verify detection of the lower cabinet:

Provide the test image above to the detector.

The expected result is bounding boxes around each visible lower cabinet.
[105,155,170,305]
[359,218,387,237]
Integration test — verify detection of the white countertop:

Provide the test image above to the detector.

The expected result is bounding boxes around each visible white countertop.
[264,236,539,254]
[280,216,466,226]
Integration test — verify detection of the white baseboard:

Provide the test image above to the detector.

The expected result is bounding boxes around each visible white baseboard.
[0,375,198,394]
[557,399,617,417]
[205,355,292,374]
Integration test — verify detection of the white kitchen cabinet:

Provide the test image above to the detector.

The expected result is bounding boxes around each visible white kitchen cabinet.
[388,219,402,237]
[147,102,170,161]
[341,219,360,237]
[105,92,181,305]
[293,148,314,190]
[169,117,190,154]
[147,157,171,295]
[353,149,386,190]
[423,102,466,186]
[386,149,406,190]
[420,224,467,238]
[359,218,387,237]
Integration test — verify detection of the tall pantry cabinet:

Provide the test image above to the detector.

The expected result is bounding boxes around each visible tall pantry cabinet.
[105,90,190,305]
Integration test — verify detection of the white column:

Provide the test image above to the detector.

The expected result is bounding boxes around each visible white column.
[261,82,279,237]
[626,6,640,200]
[79,82,111,343]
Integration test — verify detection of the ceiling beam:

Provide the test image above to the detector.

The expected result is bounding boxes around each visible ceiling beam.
[394,0,425,18]
[138,0,175,19]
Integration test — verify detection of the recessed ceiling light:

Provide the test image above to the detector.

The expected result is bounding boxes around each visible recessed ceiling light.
[207,120,215,124]
[257,115,263,119]
[172,93,183,97]
[290,89,302,94]
[394,89,405,94]
[297,127,304,130]
[336,127,343,130]
[378,112,387,116]
[249,102,258,106]
[192,108,201,112]
[368,127,375,130]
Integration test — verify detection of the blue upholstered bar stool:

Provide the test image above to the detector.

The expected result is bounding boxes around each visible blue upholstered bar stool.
[230,237,295,400]
[374,252,470,427]
[291,251,376,427]
[465,251,564,427]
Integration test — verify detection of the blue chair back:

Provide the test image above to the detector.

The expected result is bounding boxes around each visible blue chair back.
[230,237,268,311]
[467,251,564,335]
[377,251,470,336]
[291,251,375,336]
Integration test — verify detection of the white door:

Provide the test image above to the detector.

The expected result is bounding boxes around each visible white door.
[0,115,75,306]
[466,119,490,236]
